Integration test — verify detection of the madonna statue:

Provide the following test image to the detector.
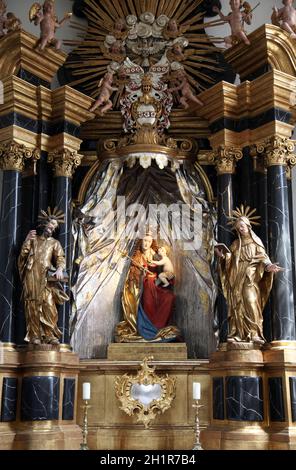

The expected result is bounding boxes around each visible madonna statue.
[116,232,180,342]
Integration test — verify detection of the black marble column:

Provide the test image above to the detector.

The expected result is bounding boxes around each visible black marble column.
[0,170,22,344]
[37,151,51,212]
[217,173,234,343]
[252,168,273,342]
[287,175,296,320]
[235,148,253,207]
[52,176,72,345]
[267,164,296,340]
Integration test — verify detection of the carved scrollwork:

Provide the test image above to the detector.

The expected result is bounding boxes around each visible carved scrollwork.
[48,148,82,178]
[115,356,176,429]
[0,141,40,172]
[254,136,295,168]
[213,145,243,175]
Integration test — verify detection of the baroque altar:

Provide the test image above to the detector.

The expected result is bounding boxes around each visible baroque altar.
[0,0,296,451]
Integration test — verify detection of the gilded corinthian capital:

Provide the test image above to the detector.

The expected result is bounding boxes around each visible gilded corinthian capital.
[255,136,295,168]
[48,148,82,178]
[209,145,243,175]
[0,141,40,172]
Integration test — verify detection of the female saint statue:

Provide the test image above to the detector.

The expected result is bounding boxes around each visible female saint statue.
[215,206,283,345]
[116,232,179,342]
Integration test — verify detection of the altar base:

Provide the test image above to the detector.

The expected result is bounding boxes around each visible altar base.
[201,342,296,450]
[0,348,82,450]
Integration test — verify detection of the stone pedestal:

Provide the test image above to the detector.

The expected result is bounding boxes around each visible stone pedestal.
[202,342,296,450]
[0,347,82,450]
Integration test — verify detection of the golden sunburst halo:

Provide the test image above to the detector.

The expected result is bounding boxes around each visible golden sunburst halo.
[228,205,261,228]
[64,0,224,107]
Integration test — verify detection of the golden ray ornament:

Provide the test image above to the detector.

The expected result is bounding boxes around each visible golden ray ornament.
[65,0,224,107]
[228,204,261,228]
[38,206,65,225]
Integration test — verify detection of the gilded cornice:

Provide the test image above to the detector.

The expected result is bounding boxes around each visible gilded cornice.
[0,30,67,83]
[0,140,40,172]
[48,148,82,178]
[224,24,296,81]
[52,86,94,127]
[210,145,243,175]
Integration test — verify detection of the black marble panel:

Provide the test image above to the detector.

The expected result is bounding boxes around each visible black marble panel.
[289,377,296,422]
[267,166,296,340]
[21,376,60,421]
[269,377,285,422]
[1,377,18,422]
[0,112,80,139]
[62,378,75,420]
[213,377,224,420]
[52,177,72,344]
[0,170,22,342]
[18,69,51,89]
[226,376,264,421]
[210,108,292,134]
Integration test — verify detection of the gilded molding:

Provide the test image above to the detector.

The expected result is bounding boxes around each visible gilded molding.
[211,145,243,175]
[0,140,40,172]
[48,148,82,178]
[255,136,295,168]
[0,30,67,83]
[224,24,296,81]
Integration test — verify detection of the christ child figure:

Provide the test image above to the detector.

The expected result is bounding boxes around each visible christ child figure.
[153,247,175,287]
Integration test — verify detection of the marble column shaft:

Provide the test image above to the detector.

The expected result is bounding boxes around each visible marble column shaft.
[217,173,234,343]
[287,176,296,320]
[0,170,22,343]
[252,169,273,342]
[52,176,72,345]
[267,165,296,340]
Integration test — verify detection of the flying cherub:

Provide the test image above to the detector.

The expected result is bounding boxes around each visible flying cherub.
[89,72,118,115]
[29,0,72,51]
[271,1,296,39]
[168,69,203,109]
[213,0,253,47]
[163,18,190,40]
